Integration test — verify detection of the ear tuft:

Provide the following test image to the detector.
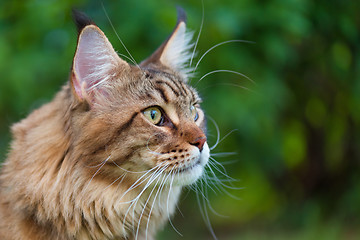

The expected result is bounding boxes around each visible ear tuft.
[141,7,194,80]
[72,9,95,33]
[175,6,187,25]
[159,21,194,77]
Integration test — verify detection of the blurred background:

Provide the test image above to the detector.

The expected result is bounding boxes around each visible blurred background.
[1,0,359,239]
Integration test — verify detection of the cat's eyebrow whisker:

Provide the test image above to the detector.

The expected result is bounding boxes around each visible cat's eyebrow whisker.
[193,39,255,72]
[197,82,257,94]
[196,69,256,86]
[117,52,140,65]
[189,0,205,68]
[101,3,140,69]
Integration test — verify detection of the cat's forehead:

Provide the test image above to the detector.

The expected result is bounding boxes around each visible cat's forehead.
[144,68,200,106]
[106,66,200,114]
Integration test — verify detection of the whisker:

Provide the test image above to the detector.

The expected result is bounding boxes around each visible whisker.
[196,69,255,86]
[86,156,111,168]
[201,176,229,218]
[122,165,168,232]
[189,0,204,68]
[194,39,255,72]
[145,169,172,240]
[196,181,218,240]
[103,173,127,191]
[207,116,220,151]
[210,152,237,157]
[117,52,140,64]
[210,129,238,151]
[112,160,149,174]
[166,167,183,236]
[84,155,111,189]
[205,161,242,199]
[119,165,163,202]
[101,3,140,69]
[197,82,258,94]
[135,169,165,240]
[208,157,236,181]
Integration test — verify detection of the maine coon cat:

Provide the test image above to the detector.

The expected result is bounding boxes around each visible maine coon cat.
[0,8,211,240]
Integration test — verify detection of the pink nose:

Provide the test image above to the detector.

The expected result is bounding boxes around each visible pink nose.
[190,137,206,152]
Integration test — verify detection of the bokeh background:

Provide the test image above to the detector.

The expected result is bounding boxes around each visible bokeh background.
[1,0,359,239]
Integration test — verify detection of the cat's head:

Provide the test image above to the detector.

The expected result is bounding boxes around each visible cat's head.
[68,9,209,186]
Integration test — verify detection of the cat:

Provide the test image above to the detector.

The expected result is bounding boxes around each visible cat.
[0,7,210,240]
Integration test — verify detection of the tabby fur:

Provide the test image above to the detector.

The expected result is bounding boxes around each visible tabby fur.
[0,8,209,240]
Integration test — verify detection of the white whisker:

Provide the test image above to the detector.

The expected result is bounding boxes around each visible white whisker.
[208,157,237,182]
[112,160,149,174]
[194,39,255,72]
[120,165,162,202]
[135,169,165,240]
[104,173,127,191]
[145,169,172,240]
[122,165,167,233]
[101,3,140,69]
[210,152,237,157]
[205,160,242,199]
[189,0,204,68]
[196,69,255,86]
[203,176,229,218]
[195,181,218,240]
[166,166,183,236]
[85,155,111,190]
[146,134,164,156]
[210,129,238,151]
[207,116,220,151]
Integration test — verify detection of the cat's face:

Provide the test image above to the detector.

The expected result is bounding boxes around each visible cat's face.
[69,10,209,187]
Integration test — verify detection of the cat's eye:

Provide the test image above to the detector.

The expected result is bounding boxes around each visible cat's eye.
[143,107,163,125]
[190,105,199,121]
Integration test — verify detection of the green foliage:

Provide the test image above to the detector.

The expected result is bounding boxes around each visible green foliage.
[1,0,359,238]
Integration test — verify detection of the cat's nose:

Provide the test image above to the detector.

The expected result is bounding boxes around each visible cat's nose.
[190,136,206,152]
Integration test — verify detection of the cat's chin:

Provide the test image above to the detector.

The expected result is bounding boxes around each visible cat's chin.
[170,142,210,186]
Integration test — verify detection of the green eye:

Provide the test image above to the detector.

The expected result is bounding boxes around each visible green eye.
[190,105,199,121]
[143,107,163,125]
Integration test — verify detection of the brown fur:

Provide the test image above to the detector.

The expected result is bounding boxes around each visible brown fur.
[0,9,209,240]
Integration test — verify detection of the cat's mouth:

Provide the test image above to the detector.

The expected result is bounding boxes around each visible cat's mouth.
[176,159,201,174]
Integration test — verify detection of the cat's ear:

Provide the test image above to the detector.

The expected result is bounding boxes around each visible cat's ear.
[141,7,193,79]
[71,10,129,103]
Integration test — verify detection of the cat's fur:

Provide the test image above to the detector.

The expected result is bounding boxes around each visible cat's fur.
[0,8,209,240]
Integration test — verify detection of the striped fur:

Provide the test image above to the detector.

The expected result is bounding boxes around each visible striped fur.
[0,9,209,240]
